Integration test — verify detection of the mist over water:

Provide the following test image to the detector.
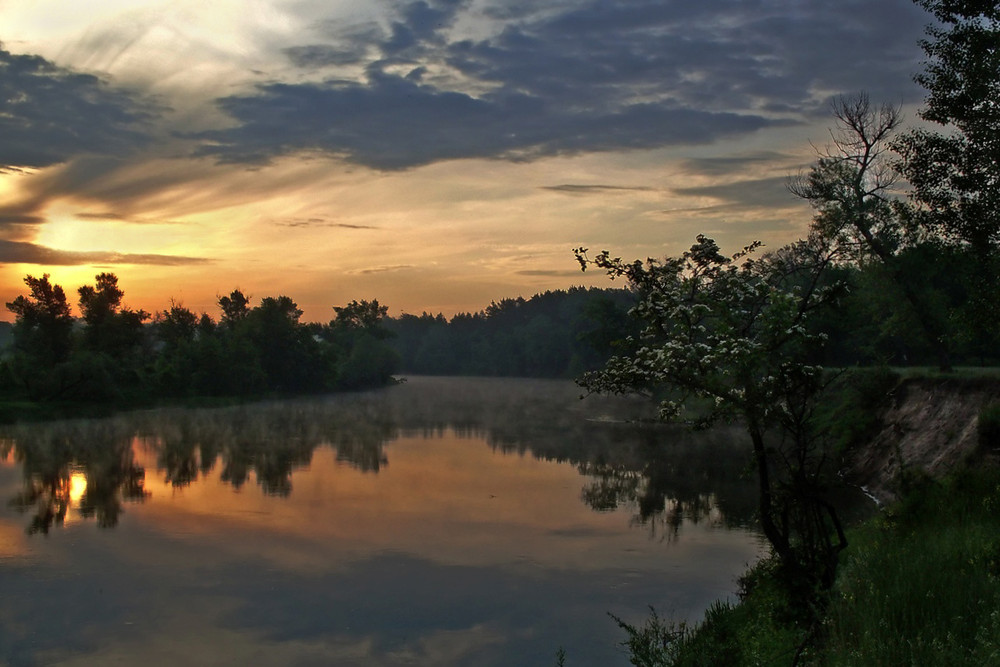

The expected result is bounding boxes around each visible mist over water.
[0,377,763,666]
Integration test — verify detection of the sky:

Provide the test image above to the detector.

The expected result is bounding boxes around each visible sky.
[0,0,933,322]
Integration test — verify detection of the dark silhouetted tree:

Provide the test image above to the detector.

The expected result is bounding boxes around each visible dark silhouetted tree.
[791,94,955,370]
[894,0,1000,361]
[6,274,74,367]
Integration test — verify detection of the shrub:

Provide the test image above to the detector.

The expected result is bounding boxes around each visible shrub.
[978,401,1000,451]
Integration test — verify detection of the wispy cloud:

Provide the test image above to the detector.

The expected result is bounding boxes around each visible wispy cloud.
[516,269,581,277]
[355,265,414,275]
[672,176,801,210]
[542,184,655,195]
[276,219,378,229]
[678,153,798,177]
[0,240,211,266]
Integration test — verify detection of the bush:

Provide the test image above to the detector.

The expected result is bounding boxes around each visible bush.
[978,401,1000,451]
[815,367,900,456]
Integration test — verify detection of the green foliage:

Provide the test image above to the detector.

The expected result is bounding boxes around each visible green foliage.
[335,332,400,390]
[5,274,74,366]
[893,0,1000,363]
[3,273,399,409]
[334,299,390,334]
[385,287,638,378]
[610,607,690,667]
[615,559,814,666]
[218,288,250,326]
[978,401,1000,450]
[651,468,1000,666]
[814,368,901,457]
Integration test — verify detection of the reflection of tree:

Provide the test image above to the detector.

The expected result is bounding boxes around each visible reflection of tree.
[381,377,759,530]
[139,397,396,495]
[4,418,148,533]
[2,377,761,534]
[578,425,759,537]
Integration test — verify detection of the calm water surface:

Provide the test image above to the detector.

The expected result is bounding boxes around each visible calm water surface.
[0,377,763,666]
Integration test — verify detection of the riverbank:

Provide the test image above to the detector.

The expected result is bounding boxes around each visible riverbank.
[841,374,1000,505]
[614,371,1000,665]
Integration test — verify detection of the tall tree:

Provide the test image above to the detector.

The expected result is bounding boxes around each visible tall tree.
[791,94,955,370]
[6,274,74,366]
[333,299,390,335]
[218,289,251,327]
[894,0,1000,359]
[77,273,150,360]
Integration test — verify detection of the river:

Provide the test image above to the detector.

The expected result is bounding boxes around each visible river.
[0,376,764,666]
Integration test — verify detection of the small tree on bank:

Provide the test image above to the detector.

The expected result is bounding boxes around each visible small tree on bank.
[575,234,848,597]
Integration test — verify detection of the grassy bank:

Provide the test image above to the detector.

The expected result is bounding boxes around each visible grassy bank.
[823,469,1000,664]
[614,466,1000,665]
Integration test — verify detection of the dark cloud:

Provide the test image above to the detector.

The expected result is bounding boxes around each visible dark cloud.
[74,211,127,221]
[276,218,378,229]
[672,176,801,210]
[0,47,158,170]
[0,240,211,266]
[195,74,783,169]
[383,0,471,56]
[542,184,655,195]
[516,269,580,277]
[357,265,413,274]
[678,153,796,177]
[195,0,928,171]
[0,213,45,225]
[283,45,366,68]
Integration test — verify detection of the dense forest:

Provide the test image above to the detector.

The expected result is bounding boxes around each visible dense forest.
[385,287,638,378]
[384,243,999,380]
[0,273,399,406]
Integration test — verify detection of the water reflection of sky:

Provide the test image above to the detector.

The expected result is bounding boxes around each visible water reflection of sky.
[0,378,765,666]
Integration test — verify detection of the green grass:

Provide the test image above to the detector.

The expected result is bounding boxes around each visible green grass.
[612,558,816,666]
[890,365,1000,379]
[823,470,1000,665]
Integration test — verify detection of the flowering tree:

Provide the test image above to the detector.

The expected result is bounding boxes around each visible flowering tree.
[576,234,847,590]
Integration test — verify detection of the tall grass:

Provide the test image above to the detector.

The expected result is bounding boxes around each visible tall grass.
[824,470,1000,665]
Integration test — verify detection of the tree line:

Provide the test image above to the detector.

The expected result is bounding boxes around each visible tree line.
[1,272,399,404]
[384,286,639,378]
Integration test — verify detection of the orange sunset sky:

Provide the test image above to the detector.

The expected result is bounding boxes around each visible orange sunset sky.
[0,0,932,322]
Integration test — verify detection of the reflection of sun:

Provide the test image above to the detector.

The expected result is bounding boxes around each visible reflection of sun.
[68,472,87,506]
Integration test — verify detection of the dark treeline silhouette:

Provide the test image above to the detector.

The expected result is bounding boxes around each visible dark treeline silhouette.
[387,249,997,382]
[386,286,640,378]
[798,244,998,369]
[808,247,984,367]
[0,272,399,406]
